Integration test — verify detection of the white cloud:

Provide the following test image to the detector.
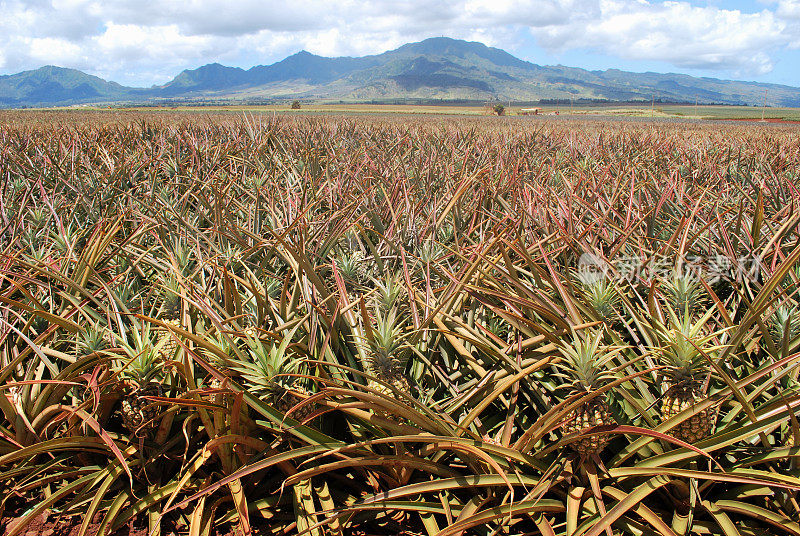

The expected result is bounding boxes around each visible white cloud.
[463,0,594,27]
[776,0,800,19]
[0,0,798,85]
[535,1,785,75]
[94,24,221,62]
[28,37,84,66]
[773,0,800,48]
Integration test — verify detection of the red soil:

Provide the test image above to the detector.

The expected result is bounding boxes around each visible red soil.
[1,512,159,536]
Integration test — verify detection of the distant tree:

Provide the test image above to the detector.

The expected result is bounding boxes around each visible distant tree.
[291,100,301,109]
[493,104,505,116]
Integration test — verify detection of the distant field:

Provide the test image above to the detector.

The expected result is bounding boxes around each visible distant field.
[521,103,800,121]
[72,103,488,116]
[59,102,800,122]
[565,103,800,121]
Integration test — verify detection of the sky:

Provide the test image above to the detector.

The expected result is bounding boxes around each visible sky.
[1,0,799,87]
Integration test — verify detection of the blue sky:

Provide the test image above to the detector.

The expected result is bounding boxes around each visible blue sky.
[1,0,799,87]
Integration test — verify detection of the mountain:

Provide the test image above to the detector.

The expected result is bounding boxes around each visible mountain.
[161,63,249,94]
[3,38,800,107]
[0,66,133,107]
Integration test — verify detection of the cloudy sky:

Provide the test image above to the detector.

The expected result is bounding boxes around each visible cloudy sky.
[1,0,799,87]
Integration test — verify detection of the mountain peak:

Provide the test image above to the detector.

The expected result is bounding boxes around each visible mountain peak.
[162,62,247,92]
[388,37,533,70]
[281,50,324,63]
[17,65,90,79]
[400,36,484,51]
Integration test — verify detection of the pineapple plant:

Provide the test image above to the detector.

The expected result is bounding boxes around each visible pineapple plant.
[374,274,405,316]
[265,276,283,300]
[415,238,446,289]
[404,215,423,252]
[436,220,455,245]
[117,325,163,437]
[28,207,49,231]
[231,327,315,422]
[362,312,412,397]
[655,307,725,443]
[76,326,110,357]
[579,277,620,321]
[769,305,800,351]
[663,274,706,317]
[780,264,800,296]
[199,326,239,392]
[575,272,628,335]
[482,310,512,345]
[334,248,370,288]
[646,202,679,244]
[554,329,621,456]
[155,277,183,360]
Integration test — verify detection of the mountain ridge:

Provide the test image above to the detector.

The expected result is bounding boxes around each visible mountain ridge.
[2,37,800,107]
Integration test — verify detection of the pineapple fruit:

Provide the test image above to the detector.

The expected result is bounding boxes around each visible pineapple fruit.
[787,420,798,448]
[120,382,163,436]
[157,318,182,358]
[555,330,621,456]
[661,383,717,444]
[269,383,315,422]
[655,307,724,443]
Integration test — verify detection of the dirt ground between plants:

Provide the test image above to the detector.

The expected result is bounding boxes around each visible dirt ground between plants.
[1,512,164,536]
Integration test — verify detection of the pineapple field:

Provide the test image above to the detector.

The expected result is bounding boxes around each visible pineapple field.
[1,110,800,536]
